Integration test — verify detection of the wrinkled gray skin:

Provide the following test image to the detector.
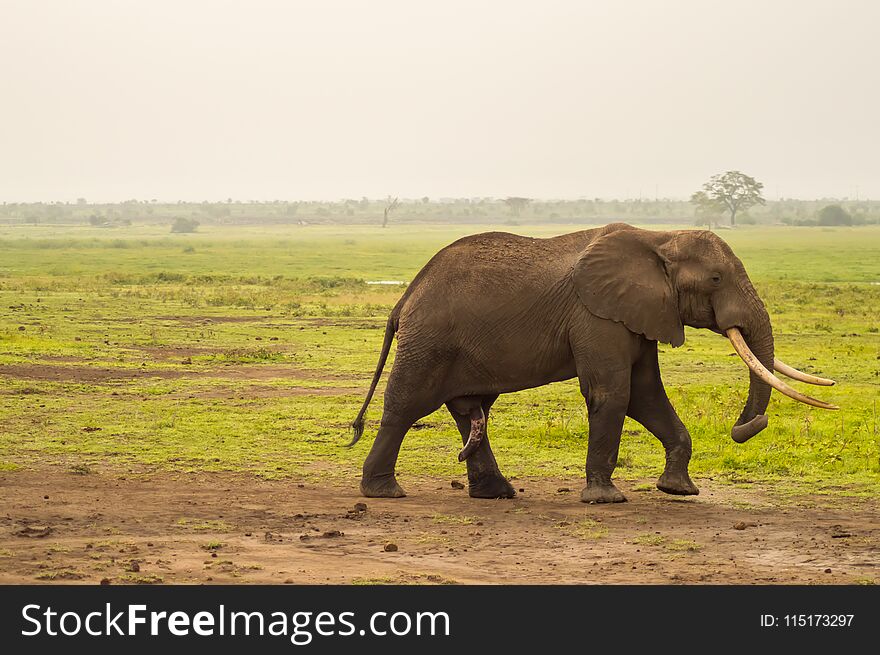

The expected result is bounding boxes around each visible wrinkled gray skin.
[350,223,773,503]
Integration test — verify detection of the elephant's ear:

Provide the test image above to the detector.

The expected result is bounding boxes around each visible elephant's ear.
[572,228,685,347]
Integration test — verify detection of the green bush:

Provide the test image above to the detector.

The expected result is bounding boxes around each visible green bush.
[171,217,200,233]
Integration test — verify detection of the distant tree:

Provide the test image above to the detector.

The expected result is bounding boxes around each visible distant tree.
[817,204,852,226]
[689,190,725,228]
[76,198,87,206]
[421,196,430,204]
[692,171,765,226]
[503,197,531,217]
[382,196,399,228]
[171,217,199,233]
[88,214,104,226]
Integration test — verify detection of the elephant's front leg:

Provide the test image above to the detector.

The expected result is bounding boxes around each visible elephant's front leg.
[627,341,698,496]
[580,372,630,504]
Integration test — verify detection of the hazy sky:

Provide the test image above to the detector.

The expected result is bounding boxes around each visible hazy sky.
[1,0,878,202]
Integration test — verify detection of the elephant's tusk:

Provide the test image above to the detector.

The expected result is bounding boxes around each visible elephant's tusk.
[773,358,835,386]
[727,328,838,410]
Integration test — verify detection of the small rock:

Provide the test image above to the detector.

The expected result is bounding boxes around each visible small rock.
[14,525,53,538]
[100,578,111,585]
[383,543,398,552]
[353,502,367,512]
[322,530,343,538]
[450,480,465,490]
[128,561,140,572]
[519,488,525,493]
[181,357,192,365]
[824,568,832,574]
[557,487,571,493]
[733,521,757,530]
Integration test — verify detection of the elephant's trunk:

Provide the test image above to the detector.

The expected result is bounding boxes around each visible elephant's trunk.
[729,316,774,443]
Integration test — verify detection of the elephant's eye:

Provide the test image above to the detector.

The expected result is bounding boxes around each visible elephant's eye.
[710,272,722,284]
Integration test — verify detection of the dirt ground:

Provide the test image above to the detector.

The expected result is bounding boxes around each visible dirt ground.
[1,466,877,584]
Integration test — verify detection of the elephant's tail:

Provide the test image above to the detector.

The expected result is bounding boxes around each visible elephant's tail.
[347,314,396,447]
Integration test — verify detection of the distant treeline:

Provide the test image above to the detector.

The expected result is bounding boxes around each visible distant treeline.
[1,197,878,227]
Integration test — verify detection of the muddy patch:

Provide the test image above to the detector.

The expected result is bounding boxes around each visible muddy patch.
[0,467,876,585]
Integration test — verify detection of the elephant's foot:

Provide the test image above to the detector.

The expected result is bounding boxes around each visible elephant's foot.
[580,483,627,504]
[657,470,699,496]
[468,474,516,499]
[360,473,406,498]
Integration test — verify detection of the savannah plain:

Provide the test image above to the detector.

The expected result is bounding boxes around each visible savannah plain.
[0,223,878,584]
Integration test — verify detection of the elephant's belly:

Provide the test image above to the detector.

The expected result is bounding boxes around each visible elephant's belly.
[455,348,578,396]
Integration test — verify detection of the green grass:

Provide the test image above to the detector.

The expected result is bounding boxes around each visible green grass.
[0,223,878,498]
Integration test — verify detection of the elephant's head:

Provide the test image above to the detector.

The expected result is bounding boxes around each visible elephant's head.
[573,224,837,442]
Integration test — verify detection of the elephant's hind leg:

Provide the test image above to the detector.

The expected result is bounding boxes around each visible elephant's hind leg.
[447,395,515,499]
[360,409,413,498]
[360,356,446,498]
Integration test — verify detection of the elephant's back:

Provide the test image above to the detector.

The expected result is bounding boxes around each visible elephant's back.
[394,229,596,329]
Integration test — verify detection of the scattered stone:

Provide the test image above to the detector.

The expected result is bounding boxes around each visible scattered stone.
[100,578,111,585]
[383,543,398,552]
[450,481,465,490]
[353,502,367,512]
[322,530,344,538]
[519,488,525,493]
[128,561,140,572]
[181,357,192,365]
[830,526,852,539]
[557,487,571,493]
[82,426,102,433]
[733,521,758,530]
[824,568,832,574]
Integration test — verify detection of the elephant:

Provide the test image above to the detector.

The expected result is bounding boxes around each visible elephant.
[348,223,837,503]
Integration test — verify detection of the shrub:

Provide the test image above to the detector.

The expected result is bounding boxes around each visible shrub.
[171,217,199,233]
[817,204,852,226]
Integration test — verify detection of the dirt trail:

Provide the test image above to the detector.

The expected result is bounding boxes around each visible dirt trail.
[1,466,876,584]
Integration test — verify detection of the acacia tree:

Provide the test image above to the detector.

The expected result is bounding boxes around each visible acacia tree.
[382,196,399,228]
[691,171,765,227]
[503,197,531,217]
